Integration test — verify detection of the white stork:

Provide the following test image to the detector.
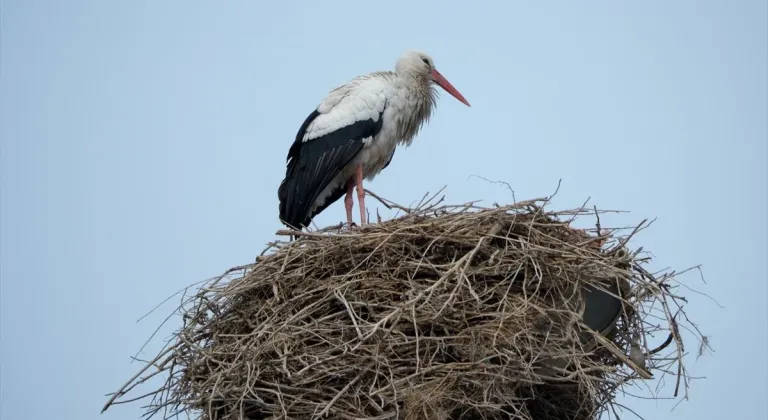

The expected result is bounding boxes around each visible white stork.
[278,50,470,230]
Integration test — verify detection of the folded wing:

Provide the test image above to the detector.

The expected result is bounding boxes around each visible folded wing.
[278,76,389,229]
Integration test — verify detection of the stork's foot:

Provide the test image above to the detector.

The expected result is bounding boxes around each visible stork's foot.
[335,220,358,232]
[586,228,610,250]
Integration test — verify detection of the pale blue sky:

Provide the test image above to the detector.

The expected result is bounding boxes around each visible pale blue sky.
[1,1,766,419]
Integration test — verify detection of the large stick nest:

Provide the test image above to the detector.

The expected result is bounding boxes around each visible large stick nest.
[103,192,706,420]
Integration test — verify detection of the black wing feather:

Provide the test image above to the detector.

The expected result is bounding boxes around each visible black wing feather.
[278,110,384,229]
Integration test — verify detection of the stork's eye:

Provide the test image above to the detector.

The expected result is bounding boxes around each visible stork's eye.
[422,58,430,66]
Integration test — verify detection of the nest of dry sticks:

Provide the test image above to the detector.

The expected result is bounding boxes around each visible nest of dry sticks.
[103,191,706,420]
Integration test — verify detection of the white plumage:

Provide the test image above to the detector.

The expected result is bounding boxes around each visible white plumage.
[278,50,470,230]
[309,78,389,140]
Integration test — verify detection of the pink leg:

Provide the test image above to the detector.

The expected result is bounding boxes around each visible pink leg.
[355,165,366,225]
[344,180,355,226]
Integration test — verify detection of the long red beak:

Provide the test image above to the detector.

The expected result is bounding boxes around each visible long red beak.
[431,69,470,107]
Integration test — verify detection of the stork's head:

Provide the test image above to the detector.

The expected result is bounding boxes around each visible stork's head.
[396,50,471,107]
